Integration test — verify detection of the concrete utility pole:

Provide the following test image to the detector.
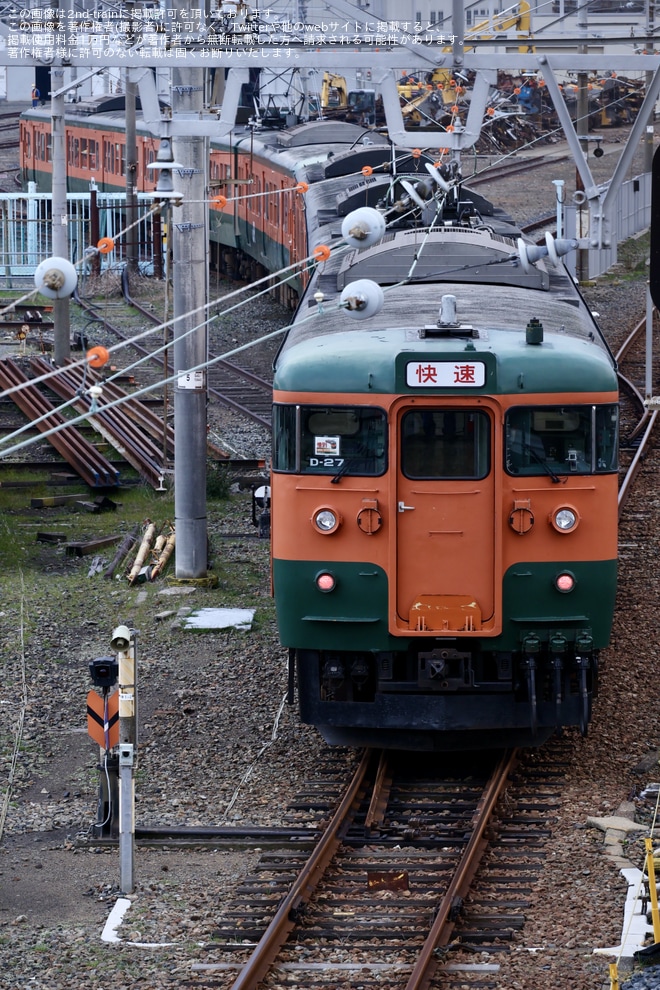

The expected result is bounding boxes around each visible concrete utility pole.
[51,0,71,365]
[125,71,139,275]
[645,1,656,173]
[171,5,209,578]
[576,0,589,282]
[125,3,139,276]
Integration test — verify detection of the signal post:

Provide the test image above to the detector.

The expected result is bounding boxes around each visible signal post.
[113,625,137,895]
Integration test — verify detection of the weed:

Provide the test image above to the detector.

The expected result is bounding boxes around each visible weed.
[206,462,232,499]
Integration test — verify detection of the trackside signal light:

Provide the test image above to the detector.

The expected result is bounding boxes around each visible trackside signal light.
[316,572,336,593]
[89,656,119,688]
[555,572,576,593]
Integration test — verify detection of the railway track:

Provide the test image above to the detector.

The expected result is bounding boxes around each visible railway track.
[178,745,569,990]
[614,309,660,515]
[94,269,274,428]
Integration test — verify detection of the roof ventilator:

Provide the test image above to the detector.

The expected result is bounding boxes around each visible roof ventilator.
[420,293,476,338]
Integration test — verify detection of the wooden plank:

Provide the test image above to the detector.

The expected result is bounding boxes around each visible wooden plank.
[65,535,122,557]
[31,493,88,507]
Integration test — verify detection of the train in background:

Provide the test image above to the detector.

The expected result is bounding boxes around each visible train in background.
[20,96,315,307]
[20,98,619,750]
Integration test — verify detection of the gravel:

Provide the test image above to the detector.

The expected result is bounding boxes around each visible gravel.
[2,129,660,990]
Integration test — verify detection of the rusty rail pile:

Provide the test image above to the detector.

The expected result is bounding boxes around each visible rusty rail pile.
[30,356,173,490]
[0,358,119,487]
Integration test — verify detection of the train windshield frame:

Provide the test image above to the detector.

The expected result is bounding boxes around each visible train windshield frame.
[505,404,619,477]
[272,404,387,476]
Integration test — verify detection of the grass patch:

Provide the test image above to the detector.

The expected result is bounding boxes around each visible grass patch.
[603,231,649,280]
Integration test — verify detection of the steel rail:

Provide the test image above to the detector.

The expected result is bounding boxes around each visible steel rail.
[468,154,571,186]
[29,357,168,489]
[615,313,645,365]
[618,408,658,518]
[614,310,660,514]
[405,748,519,990]
[230,748,374,990]
[0,359,118,486]
[117,277,273,427]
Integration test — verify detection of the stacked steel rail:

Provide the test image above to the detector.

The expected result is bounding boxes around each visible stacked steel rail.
[0,358,119,487]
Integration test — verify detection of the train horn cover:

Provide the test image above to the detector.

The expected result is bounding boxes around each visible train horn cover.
[341,207,386,249]
[34,257,78,299]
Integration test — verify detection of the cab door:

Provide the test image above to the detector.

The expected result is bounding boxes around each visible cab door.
[395,404,496,633]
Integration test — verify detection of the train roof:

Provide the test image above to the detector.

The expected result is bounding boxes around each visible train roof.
[22,95,170,119]
[274,224,617,397]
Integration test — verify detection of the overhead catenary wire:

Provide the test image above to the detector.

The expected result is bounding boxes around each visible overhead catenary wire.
[0,252,354,459]
[0,123,544,457]
[0,229,350,406]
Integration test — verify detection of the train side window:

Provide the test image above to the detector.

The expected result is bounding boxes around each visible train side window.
[273,404,299,472]
[505,405,618,476]
[401,410,490,480]
[89,140,98,171]
[595,404,619,471]
[273,404,387,476]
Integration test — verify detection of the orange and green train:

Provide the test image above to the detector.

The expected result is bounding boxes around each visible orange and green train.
[271,154,618,751]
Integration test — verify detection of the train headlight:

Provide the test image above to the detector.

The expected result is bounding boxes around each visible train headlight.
[315,571,337,593]
[555,571,576,593]
[312,507,341,534]
[550,506,579,533]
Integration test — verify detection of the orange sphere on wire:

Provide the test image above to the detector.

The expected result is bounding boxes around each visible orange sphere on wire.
[313,244,331,262]
[212,194,228,208]
[296,181,309,194]
[361,165,374,176]
[87,346,110,368]
[97,237,114,255]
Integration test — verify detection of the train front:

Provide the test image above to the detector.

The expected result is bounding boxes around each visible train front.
[271,232,618,750]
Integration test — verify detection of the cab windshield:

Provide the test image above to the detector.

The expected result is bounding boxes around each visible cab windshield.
[505,404,618,476]
[273,404,387,476]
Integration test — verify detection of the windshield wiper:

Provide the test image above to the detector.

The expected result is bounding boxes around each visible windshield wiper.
[523,442,563,484]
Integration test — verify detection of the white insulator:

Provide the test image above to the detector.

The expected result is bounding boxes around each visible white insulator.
[400,179,427,210]
[34,256,78,299]
[339,279,385,320]
[545,232,579,267]
[517,237,548,275]
[341,207,386,249]
[424,162,451,192]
